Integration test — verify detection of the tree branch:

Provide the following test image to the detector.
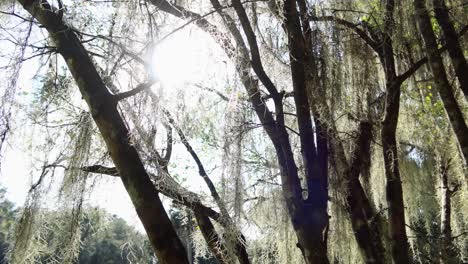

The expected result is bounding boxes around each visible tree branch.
[231,0,279,99]
[114,80,157,101]
[73,30,150,68]
[147,0,236,57]
[162,108,231,218]
[193,83,229,101]
[162,124,173,163]
[16,0,189,260]
[81,164,225,225]
[309,16,380,52]
[397,25,468,84]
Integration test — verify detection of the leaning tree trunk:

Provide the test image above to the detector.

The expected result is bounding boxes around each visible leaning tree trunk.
[414,0,468,164]
[193,209,228,264]
[432,0,468,97]
[16,1,188,263]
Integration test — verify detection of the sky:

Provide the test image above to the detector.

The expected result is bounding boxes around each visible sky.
[0,13,231,232]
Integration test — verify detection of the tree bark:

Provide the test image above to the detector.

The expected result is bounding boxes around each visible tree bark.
[432,0,468,97]
[308,6,417,261]
[379,2,411,263]
[381,78,411,264]
[282,0,329,262]
[415,0,468,164]
[17,1,188,263]
[438,159,458,264]
[82,164,246,264]
[146,0,330,261]
[345,122,385,264]
[304,38,384,262]
[193,209,229,264]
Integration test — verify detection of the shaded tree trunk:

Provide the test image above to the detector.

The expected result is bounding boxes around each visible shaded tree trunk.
[308,54,386,263]
[208,0,331,260]
[325,119,387,264]
[309,3,414,260]
[381,77,410,264]
[16,1,188,263]
[438,159,459,264]
[415,0,468,164]
[345,122,386,264]
[380,2,411,263]
[193,209,229,264]
[282,0,329,261]
[432,0,468,97]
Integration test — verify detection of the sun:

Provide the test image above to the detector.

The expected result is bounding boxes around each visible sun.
[151,28,210,88]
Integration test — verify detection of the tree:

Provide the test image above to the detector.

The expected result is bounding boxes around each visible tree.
[0,187,16,263]
[14,1,188,263]
[0,0,467,263]
[414,0,468,164]
[0,199,157,264]
[78,210,155,264]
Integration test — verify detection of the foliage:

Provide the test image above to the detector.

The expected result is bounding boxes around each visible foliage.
[0,187,16,263]
[0,0,467,263]
[0,195,155,264]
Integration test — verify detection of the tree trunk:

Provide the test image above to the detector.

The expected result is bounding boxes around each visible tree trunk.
[432,0,468,97]
[415,0,468,164]
[17,1,188,263]
[345,122,386,263]
[375,4,412,263]
[147,0,330,261]
[347,181,385,264]
[282,0,329,261]
[193,209,229,264]
[381,79,411,264]
[438,159,458,264]
[380,40,411,264]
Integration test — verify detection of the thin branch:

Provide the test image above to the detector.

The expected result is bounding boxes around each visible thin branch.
[0,10,34,22]
[81,164,225,225]
[449,182,461,196]
[162,108,231,218]
[309,16,380,52]
[153,0,265,47]
[114,80,157,101]
[451,231,468,240]
[147,0,236,57]
[231,0,279,99]
[284,124,300,136]
[262,91,294,100]
[397,24,468,84]
[162,124,173,162]
[81,164,118,175]
[72,29,149,68]
[193,83,229,101]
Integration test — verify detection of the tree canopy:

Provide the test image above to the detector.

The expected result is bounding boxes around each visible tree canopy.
[0,0,467,263]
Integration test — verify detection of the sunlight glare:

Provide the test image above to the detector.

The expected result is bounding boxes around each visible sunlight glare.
[151,29,211,88]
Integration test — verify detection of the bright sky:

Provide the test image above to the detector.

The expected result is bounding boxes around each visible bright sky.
[0,20,231,232]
